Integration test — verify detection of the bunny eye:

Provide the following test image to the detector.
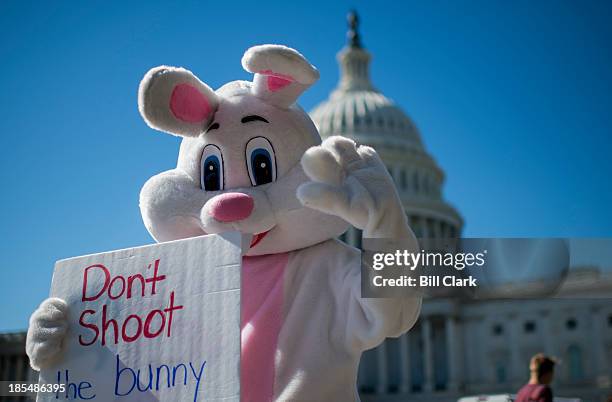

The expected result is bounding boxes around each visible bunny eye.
[246,137,276,186]
[200,144,224,191]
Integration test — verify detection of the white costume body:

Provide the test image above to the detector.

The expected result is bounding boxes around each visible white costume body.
[246,239,420,401]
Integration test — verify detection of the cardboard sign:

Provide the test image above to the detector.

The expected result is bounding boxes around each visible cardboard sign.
[38,233,242,402]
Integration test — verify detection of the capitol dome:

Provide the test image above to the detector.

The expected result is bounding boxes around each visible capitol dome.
[310,12,463,245]
[310,44,424,153]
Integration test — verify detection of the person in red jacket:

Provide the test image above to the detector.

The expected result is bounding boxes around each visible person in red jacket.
[515,353,556,402]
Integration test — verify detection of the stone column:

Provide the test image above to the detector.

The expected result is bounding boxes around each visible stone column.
[422,317,434,392]
[419,216,430,250]
[414,215,425,245]
[408,168,415,195]
[445,316,459,391]
[376,341,388,394]
[421,216,429,238]
[1,356,9,381]
[508,313,522,384]
[399,333,411,393]
[347,228,355,247]
[15,355,23,382]
[440,221,448,239]
[591,306,609,377]
[540,311,555,356]
[432,219,442,250]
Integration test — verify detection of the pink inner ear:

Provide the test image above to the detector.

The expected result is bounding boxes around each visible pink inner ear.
[267,76,292,92]
[260,70,295,92]
[169,83,212,123]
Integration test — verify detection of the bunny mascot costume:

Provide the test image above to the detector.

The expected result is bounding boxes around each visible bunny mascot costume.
[26,45,421,402]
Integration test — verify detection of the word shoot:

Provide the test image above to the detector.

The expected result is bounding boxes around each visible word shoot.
[78,259,184,346]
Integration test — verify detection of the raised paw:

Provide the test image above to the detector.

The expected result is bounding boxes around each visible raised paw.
[297,136,409,238]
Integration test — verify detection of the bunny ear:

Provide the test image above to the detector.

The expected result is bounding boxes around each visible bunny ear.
[242,45,319,108]
[138,66,219,137]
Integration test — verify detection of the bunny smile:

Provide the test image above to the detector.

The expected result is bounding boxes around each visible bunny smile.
[250,230,271,248]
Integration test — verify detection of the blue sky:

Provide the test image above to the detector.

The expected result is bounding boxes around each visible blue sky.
[1,0,611,331]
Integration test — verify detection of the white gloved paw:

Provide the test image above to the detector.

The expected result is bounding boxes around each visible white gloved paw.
[26,297,69,371]
[297,136,409,238]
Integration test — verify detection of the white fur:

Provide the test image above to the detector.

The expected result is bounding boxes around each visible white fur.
[242,45,319,85]
[242,45,319,108]
[26,298,68,370]
[298,136,413,239]
[138,66,218,137]
[26,46,420,402]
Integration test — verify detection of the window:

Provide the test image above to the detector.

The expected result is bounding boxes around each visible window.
[566,318,577,330]
[524,321,536,333]
[492,324,504,336]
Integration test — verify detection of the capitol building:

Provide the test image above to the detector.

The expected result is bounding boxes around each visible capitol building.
[309,12,612,402]
[0,12,611,402]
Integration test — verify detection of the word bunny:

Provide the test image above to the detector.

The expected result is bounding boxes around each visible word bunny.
[26,45,421,401]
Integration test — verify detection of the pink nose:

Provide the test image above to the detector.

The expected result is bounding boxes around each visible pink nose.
[208,192,254,222]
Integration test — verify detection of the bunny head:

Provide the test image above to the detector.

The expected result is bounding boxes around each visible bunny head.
[138,45,350,255]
